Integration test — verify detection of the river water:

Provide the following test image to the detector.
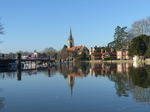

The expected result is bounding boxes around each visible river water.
[0,62,150,112]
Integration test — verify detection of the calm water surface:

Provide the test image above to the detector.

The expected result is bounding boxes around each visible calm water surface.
[0,62,150,112]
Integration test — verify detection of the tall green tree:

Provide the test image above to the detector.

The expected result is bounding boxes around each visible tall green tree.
[108,26,128,50]
[57,45,69,61]
[128,35,150,56]
[76,52,89,61]
[146,43,150,57]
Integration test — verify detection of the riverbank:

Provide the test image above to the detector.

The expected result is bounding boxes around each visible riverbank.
[88,58,150,65]
[89,59,146,63]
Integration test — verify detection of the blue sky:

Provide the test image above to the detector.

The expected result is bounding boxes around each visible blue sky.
[0,0,150,53]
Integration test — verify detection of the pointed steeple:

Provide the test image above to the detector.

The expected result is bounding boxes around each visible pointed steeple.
[67,28,74,48]
[70,27,72,36]
[68,27,73,40]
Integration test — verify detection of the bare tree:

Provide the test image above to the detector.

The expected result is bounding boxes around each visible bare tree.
[130,17,150,36]
[0,21,4,35]
[42,47,57,57]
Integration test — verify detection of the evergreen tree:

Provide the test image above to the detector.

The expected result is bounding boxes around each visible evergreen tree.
[146,43,150,57]
[128,35,150,56]
[108,26,128,50]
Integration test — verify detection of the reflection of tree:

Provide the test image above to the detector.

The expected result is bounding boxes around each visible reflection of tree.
[37,66,57,77]
[57,63,90,78]
[113,73,129,97]
[0,89,5,109]
[128,67,150,88]
[130,86,150,104]
[57,63,90,96]
[75,63,90,76]
[127,66,150,104]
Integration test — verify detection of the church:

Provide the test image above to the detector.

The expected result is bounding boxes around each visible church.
[66,28,89,61]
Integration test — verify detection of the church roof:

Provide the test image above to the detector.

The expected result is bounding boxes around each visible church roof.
[67,46,86,52]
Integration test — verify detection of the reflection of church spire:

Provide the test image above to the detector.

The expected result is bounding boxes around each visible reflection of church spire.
[68,75,75,97]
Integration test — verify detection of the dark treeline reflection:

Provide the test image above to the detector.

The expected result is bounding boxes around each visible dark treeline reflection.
[1,62,150,104]
[90,62,150,104]
[128,66,150,88]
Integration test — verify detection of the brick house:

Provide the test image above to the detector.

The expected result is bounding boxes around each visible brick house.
[91,48,116,60]
[116,49,129,60]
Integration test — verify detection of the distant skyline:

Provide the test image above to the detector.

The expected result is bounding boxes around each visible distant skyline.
[0,0,150,53]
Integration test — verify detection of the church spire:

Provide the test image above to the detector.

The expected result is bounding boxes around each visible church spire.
[70,27,72,37]
[67,28,74,48]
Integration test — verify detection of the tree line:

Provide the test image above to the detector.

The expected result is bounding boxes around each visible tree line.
[1,17,150,60]
[108,16,150,57]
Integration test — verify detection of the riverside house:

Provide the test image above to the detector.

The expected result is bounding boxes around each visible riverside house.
[116,49,129,60]
[91,48,116,60]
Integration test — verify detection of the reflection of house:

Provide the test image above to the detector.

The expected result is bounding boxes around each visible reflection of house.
[90,63,132,76]
[90,63,117,76]
[68,72,85,78]
[117,63,130,73]
[116,49,129,60]
[91,48,116,60]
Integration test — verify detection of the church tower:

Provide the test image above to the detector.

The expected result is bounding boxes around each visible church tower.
[67,28,74,48]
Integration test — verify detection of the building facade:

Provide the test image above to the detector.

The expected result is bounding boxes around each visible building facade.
[91,48,116,60]
[116,49,129,60]
[66,29,89,61]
